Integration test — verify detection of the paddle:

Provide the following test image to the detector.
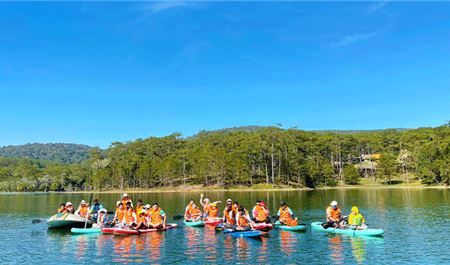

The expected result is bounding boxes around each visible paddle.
[32,218,45,224]
[172,214,184,220]
[84,193,94,229]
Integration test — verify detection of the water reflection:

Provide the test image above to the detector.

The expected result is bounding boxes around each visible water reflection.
[329,235,344,264]
[203,226,218,263]
[350,237,366,264]
[279,230,298,256]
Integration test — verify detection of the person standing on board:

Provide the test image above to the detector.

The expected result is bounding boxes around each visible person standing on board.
[325,201,342,228]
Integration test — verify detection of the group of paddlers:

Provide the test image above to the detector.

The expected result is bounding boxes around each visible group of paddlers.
[184,194,299,231]
[57,193,368,231]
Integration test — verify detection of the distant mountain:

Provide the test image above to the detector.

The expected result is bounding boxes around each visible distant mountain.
[196,125,410,135]
[0,143,94,164]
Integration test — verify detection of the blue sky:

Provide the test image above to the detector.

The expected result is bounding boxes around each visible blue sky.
[1,1,449,148]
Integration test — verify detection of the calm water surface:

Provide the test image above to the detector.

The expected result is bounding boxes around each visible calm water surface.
[1,188,449,264]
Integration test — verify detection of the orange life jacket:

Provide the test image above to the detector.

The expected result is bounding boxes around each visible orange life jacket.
[330,207,341,220]
[206,205,219,218]
[189,207,202,218]
[224,209,235,224]
[279,207,293,222]
[124,209,135,225]
[149,208,163,225]
[116,207,125,222]
[238,214,250,227]
[254,205,267,221]
[136,214,146,224]
[79,206,89,218]
[122,199,132,207]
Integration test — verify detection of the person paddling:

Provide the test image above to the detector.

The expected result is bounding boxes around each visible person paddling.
[252,200,271,223]
[348,206,367,230]
[147,203,166,229]
[75,200,90,218]
[276,201,298,226]
[325,200,343,228]
[235,206,254,231]
[89,199,104,221]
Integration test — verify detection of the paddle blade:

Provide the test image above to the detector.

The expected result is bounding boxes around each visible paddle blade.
[172,215,184,220]
[32,219,44,224]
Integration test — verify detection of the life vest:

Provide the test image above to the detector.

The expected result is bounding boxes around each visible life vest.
[122,199,132,207]
[124,209,136,225]
[348,213,364,225]
[188,207,202,218]
[330,207,341,220]
[206,205,219,218]
[254,205,268,222]
[149,208,164,225]
[79,206,89,218]
[279,207,293,222]
[116,208,125,222]
[91,203,101,214]
[223,209,235,224]
[136,214,146,224]
[238,214,250,227]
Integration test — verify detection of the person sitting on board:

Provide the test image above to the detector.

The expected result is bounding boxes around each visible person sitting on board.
[324,200,343,228]
[63,201,74,214]
[276,201,298,226]
[135,199,144,216]
[93,209,109,228]
[132,211,148,230]
[89,199,104,221]
[348,206,367,230]
[235,206,254,231]
[112,202,126,226]
[147,203,167,229]
[57,203,66,213]
[184,199,195,219]
[252,200,271,223]
[199,193,221,220]
[222,199,236,229]
[185,204,203,222]
[75,200,90,218]
[122,201,136,227]
[121,193,133,208]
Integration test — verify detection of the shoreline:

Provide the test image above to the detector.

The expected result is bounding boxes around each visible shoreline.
[1,184,448,194]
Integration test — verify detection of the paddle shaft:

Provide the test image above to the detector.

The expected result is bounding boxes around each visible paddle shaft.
[84,193,94,229]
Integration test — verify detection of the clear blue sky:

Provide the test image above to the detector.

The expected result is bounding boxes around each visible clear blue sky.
[1,1,449,148]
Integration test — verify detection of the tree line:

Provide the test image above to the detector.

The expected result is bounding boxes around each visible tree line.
[0,124,449,191]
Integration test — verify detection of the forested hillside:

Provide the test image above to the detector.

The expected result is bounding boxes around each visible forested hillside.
[0,125,448,192]
[0,143,93,164]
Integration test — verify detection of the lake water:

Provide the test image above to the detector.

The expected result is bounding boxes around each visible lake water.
[1,188,449,264]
